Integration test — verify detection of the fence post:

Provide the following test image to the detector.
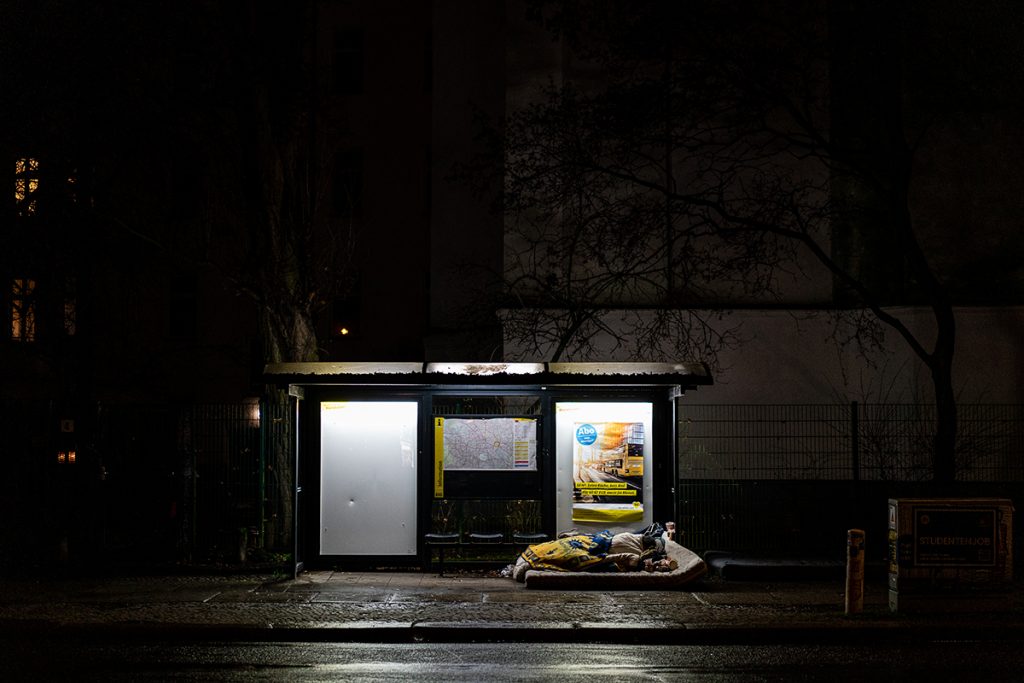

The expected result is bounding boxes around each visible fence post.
[851,401,860,482]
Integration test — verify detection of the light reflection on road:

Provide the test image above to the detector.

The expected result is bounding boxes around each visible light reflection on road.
[6,639,1024,682]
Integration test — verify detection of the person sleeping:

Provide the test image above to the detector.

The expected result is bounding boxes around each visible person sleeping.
[512,530,678,581]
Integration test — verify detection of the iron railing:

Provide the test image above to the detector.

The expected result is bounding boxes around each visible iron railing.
[178,400,292,563]
[0,399,292,569]
[679,403,1024,482]
[678,403,1024,557]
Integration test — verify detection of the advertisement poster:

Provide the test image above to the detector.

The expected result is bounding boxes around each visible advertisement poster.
[913,508,998,567]
[572,421,645,523]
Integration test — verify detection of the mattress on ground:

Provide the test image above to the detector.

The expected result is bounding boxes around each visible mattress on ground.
[523,536,707,590]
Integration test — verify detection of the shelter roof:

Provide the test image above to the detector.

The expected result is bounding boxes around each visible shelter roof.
[263,361,712,389]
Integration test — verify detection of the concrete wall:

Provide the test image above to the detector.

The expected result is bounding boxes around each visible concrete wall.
[690,306,1024,406]
[503,305,1024,405]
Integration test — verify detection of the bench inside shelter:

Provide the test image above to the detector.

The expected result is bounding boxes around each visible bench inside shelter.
[424,498,549,575]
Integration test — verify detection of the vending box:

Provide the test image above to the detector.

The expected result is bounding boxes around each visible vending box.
[888,498,1014,612]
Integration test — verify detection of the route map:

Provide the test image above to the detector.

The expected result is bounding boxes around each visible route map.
[441,417,537,470]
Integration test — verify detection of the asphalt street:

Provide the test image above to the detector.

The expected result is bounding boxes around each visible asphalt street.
[6,639,1024,682]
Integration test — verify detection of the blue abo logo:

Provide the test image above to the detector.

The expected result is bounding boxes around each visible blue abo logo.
[575,423,598,446]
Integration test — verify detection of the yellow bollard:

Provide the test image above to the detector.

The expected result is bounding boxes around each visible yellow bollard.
[845,528,865,615]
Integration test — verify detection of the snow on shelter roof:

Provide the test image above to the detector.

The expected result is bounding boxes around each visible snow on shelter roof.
[263,361,712,388]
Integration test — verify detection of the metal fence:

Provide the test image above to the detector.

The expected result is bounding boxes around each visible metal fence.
[678,403,1024,558]
[177,401,292,563]
[679,403,1024,482]
[0,399,292,570]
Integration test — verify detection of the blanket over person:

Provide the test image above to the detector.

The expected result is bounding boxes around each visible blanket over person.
[510,525,707,589]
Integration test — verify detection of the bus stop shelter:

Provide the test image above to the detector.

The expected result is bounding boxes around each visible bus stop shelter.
[264,361,712,575]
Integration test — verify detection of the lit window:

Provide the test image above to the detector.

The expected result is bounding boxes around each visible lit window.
[11,278,37,342]
[14,158,39,216]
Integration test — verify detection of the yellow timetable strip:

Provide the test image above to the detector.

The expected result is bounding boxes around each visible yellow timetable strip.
[433,417,444,497]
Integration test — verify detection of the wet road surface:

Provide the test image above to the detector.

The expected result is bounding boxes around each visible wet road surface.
[5,638,1024,681]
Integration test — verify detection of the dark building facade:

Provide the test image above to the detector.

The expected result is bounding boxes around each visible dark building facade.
[0,1,508,569]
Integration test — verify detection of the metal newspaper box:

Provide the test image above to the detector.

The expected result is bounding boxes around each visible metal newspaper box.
[888,498,1014,612]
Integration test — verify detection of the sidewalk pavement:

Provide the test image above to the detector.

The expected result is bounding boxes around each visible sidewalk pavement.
[1,568,1022,644]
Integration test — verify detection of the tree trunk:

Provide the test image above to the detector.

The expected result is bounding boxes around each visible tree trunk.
[261,303,320,365]
[259,304,318,551]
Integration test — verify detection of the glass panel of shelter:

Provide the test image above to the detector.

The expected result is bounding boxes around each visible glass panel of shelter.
[429,394,546,550]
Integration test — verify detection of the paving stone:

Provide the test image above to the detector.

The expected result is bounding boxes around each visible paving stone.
[1,570,1022,640]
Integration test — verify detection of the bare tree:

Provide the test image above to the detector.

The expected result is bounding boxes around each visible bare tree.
[170,3,357,365]
[112,4,356,547]
[182,3,357,545]
[1,2,354,551]
[485,0,1016,481]
[487,1,827,369]
[88,3,355,546]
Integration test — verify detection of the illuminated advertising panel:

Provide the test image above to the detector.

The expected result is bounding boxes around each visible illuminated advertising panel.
[556,402,653,532]
[572,421,645,522]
